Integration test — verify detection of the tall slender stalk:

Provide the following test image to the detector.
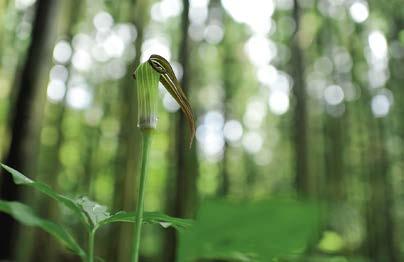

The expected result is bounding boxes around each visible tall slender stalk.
[88,229,95,262]
[130,55,195,262]
[132,130,152,262]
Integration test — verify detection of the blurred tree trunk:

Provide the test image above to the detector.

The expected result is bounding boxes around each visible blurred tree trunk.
[322,19,347,202]
[110,0,149,261]
[202,0,230,197]
[217,4,233,197]
[0,0,7,58]
[175,0,199,219]
[388,17,404,261]
[323,114,347,204]
[290,0,310,197]
[0,0,61,259]
[244,152,258,196]
[365,119,399,262]
[164,0,199,260]
[344,16,400,260]
[26,1,82,261]
[85,82,117,197]
[363,15,402,262]
[162,116,177,262]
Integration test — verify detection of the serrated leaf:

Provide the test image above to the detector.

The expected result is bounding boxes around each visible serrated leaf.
[1,164,85,222]
[98,211,193,230]
[76,197,110,227]
[0,200,85,258]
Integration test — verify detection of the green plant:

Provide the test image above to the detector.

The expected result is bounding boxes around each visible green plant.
[0,162,192,261]
[131,54,195,262]
[0,55,194,262]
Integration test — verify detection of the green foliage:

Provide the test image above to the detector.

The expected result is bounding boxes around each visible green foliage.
[178,199,320,262]
[76,197,111,228]
[0,164,192,261]
[1,163,190,229]
[99,210,193,230]
[1,164,85,221]
[75,195,192,231]
[0,200,85,258]
[317,230,345,253]
[307,255,369,262]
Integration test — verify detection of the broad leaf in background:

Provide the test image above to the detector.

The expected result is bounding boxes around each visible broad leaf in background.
[307,256,369,262]
[1,164,84,221]
[0,200,85,258]
[178,199,320,262]
[98,211,193,230]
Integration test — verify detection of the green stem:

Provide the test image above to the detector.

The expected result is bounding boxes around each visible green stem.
[132,130,152,262]
[88,229,95,262]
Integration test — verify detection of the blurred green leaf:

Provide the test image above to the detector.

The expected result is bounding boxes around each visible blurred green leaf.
[306,255,369,262]
[99,211,193,230]
[0,200,85,258]
[143,212,193,230]
[1,164,84,221]
[1,164,33,184]
[317,230,344,253]
[178,199,320,262]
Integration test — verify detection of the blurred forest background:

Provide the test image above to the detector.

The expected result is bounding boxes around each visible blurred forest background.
[0,0,403,261]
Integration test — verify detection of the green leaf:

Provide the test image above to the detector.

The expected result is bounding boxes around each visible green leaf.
[178,199,320,262]
[72,196,192,231]
[1,164,33,184]
[306,255,369,262]
[1,164,85,222]
[144,212,193,230]
[76,197,110,227]
[98,211,193,230]
[0,200,85,258]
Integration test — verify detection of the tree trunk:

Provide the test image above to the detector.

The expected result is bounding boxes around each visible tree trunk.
[26,1,83,261]
[291,0,310,196]
[363,15,402,262]
[0,0,61,259]
[164,0,199,260]
[365,119,399,262]
[218,6,233,197]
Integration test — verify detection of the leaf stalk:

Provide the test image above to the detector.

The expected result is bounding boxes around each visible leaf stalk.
[87,229,95,262]
[132,130,152,262]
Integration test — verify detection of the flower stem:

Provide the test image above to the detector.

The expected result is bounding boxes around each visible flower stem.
[132,130,152,262]
[88,229,95,262]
